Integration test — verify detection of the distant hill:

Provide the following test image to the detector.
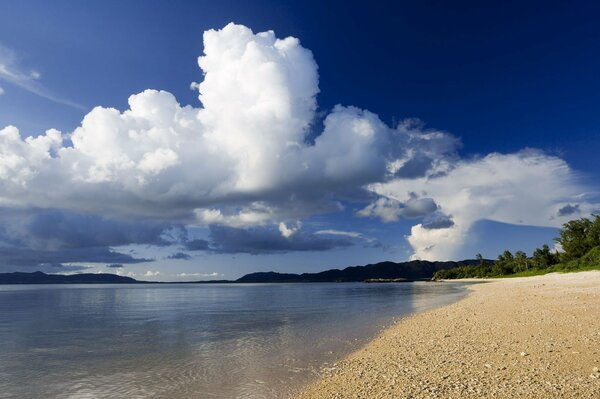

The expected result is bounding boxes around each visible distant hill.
[236,259,481,283]
[0,259,482,285]
[0,271,139,284]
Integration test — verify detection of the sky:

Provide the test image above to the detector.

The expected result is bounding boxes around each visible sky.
[0,0,599,280]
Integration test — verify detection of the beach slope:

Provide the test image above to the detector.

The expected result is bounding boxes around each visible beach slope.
[297,271,600,398]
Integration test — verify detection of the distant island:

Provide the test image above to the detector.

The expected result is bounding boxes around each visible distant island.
[0,259,481,285]
[235,260,480,283]
[0,271,139,284]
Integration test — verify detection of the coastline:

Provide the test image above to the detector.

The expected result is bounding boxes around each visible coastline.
[296,271,600,398]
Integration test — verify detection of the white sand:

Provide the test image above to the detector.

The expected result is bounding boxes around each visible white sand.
[297,272,600,398]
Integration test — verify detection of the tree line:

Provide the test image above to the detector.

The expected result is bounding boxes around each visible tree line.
[433,215,600,280]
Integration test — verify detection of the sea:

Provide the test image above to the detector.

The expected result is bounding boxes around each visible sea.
[0,282,469,398]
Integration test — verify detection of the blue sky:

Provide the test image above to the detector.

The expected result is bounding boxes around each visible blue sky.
[0,1,599,280]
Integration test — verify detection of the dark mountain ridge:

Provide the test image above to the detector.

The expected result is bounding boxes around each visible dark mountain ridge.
[0,271,139,284]
[235,259,481,283]
[0,259,482,284]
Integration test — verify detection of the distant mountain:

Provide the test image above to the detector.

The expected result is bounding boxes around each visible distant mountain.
[0,259,483,285]
[0,271,139,284]
[236,259,481,283]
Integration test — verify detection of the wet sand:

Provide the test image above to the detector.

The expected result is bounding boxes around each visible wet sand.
[297,271,600,398]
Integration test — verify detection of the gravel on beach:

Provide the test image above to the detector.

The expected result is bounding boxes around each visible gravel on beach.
[296,271,600,398]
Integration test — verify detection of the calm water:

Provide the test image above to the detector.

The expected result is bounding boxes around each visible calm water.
[0,282,468,399]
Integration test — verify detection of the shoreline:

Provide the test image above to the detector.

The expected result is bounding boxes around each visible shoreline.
[296,271,600,398]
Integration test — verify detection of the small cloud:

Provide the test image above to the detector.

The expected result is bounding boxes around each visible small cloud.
[184,239,210,251]
[105,263,123,268]
[144,270,160,277]
[177,272,222,278]
[421,211,454,230]
[167,252,192,260]
[315,229,385,249]
[0,86,4,95]
[557,204,580,217]
[115,269,137,277]
[209,225,353,254]
[357,194,439,223]
[278,221,301,238]
[0,44,85,109]
[315,229,362,238]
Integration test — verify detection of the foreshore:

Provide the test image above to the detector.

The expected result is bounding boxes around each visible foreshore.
[296,271,600,398]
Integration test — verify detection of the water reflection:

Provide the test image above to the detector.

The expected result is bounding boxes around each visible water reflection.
[0,282,468,398]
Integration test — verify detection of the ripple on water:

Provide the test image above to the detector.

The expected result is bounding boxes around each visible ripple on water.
[0,282,469,398]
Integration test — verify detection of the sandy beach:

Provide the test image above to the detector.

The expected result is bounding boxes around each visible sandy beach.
[297,271,600,398]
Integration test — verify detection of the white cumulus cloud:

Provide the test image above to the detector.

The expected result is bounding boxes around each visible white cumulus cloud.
[0,23,451,225]
[0,23,596,266]
[365,151,598,260]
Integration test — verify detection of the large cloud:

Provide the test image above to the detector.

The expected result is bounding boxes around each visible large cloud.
[364,151,598,260]
[0,24,457,224]
[0,208,172,250]
[207,225,354,254]
[0,23,596,268]
[0,208,158,271]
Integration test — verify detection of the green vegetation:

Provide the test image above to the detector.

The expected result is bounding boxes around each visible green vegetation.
[433,215,600,280]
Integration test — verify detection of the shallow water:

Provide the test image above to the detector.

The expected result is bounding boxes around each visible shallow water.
[0,282,468,398]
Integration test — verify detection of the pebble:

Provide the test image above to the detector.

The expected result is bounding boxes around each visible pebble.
[297,272,600,399]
